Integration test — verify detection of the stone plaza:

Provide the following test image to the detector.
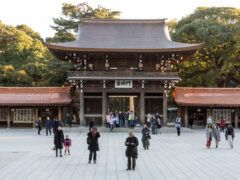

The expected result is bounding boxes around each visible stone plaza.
[0,128,240,180]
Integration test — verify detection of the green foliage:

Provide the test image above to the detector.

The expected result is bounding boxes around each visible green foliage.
[46,2,121,43]
[0,21,73,87]
[171,7,240,87]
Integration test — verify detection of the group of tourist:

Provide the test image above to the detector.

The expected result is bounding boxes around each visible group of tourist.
[206,116,235,149]
[106,110,138,131]
[146,113,163,135]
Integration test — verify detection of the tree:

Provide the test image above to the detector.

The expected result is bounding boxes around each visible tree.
[171,7,240,87]
[46,2,121,43]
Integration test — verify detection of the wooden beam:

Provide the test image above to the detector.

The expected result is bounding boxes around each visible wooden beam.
[163,91,167,125]
[80,90,85,126]
[140,90,145,125]
[235,108,238,129]
[58,106,62,122]
[102,90,107,127]
[7,107,11,128]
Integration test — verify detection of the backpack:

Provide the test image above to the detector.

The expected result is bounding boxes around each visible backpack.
[87,137,91,144]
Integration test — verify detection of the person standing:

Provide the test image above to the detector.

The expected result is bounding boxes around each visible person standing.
[212,124,220,148]
[130,111,135,128]
[220,116,225,132]
[52,118,58,134]
[87,127,100,164]
[142,124,151,150]
[156,118,162,134]
[54,126,64,157]
[37,117,42,135]
[225,124,234,149]
[151,116,157,134]
[175,117,181,136]
[64,135,72,155]
[106,113,111,128]
[45,116,52,136]
[89,119,95,132]
[125,131,139,170]
[119,111,124,128]
[109,114,115,132]
[146,113,151,128]
[207,116,213,125]
[67,113,73,128]
[206,124,213,149]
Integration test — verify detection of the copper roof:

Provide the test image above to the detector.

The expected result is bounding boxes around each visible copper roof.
[173,87,240,107]
[0,87,71,106]
[46,18,202,53]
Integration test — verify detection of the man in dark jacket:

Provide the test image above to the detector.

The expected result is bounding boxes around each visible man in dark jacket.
[87,127,100,164]
[52,118,58,134]
[89,119,95,132]
[67,113,73,128]
[45,116,52,136]
[151,116,158,134]
[125,131,139,170]
[225,124,234,149]
[37,117,42,135]
[54,126,64,157]
[142,123,151,150]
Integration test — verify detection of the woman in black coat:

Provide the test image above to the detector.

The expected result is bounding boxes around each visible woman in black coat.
[87,127,100,164]
[125,132,139,170]
[54,126,64,157]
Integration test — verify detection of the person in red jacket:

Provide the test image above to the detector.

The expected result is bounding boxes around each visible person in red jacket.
[220,116,225,132]
[64,135,72,155]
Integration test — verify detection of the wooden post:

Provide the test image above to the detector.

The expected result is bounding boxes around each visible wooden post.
[129,96,134,112]
[140,90,145,125]
[102,89,107,127]
[163,91,167,125]
[235,108,238,129]
[210,108,214,122]
[7,107,11,128]
[32,108,36,128]
[184,107,189,128]
[80,90,85,126]
[58,106,62,122]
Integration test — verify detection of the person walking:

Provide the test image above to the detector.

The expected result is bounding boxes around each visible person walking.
[125,131,139,170]
[37,117,42,135]
[212,124,221,148]
[175,117,181,136]
[125,111,129,127]
[87,127,100,164]
[156,117,162,134]
[89,119,95,132]
[45,116,52,136]
[206,124,213,149]
[225,124,234,149]
[151,116,157,134]
[142,124,151,150]
[220,117,225,132]
[67,113,73,128]
[54,126,64,157]
[64,135,72,155]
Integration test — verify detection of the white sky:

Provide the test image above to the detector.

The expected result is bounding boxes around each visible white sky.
[0,0,239,39]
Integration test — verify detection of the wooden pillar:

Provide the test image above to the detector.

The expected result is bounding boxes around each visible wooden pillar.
[235,108,238,129]
[102,89,107,127]
[58,106,62,122]
[210,108,214,122]
[129,96,134,112]
[163,91,167,125]
[32,108,36,128]
[140,90,145,125]
[80,90,85,126]
[184,107,189,127]
[7,107,11,128]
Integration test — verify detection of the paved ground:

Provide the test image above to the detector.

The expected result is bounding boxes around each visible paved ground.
[0,128,240,180]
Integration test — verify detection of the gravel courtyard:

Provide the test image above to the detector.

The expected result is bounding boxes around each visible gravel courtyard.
[0,128,240,180]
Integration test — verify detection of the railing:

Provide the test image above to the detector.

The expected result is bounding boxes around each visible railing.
[67,71,179,80]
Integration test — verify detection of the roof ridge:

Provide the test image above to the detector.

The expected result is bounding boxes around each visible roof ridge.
[81,18,167,24]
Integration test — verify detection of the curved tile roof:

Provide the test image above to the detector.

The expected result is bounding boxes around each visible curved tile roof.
[46,19,202,52]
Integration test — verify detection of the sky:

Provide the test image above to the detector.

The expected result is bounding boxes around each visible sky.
[0,0,239,39]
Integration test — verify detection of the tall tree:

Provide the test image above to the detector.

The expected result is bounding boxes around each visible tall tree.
[46,2,121,43]
[171,7,240,87]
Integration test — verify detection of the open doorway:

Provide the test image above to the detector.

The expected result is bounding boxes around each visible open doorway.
[107,94,140,124]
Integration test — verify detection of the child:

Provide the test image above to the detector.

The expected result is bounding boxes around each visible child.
[64,135,72,155]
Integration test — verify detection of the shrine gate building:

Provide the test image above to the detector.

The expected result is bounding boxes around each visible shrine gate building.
[46,19,202,126]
